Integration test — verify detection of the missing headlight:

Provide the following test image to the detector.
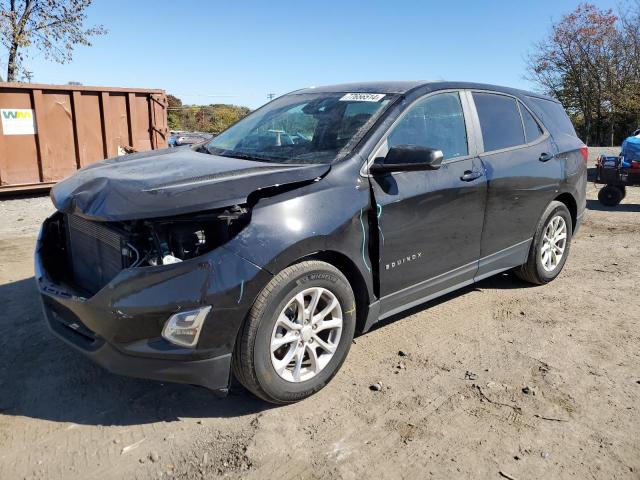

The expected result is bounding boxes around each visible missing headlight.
[126,205,250,266]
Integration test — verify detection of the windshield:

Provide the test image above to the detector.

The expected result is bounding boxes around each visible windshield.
[203,92,394,164]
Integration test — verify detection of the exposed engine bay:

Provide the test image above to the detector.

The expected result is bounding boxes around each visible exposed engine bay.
[122,205,249,267]
[41,205,250,296]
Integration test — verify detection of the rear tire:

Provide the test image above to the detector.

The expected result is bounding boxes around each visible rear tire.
[598,185,623,206]
[233,261,356,404]
[515,201,572,285]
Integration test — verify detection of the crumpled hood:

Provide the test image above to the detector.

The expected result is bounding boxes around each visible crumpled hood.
[51,148,330,221]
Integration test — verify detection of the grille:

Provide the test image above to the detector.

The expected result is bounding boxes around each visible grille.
[66,214,124,295]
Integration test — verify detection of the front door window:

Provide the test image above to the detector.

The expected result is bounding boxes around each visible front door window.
[387,92,468,160]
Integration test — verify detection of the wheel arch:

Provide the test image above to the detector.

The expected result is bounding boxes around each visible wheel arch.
[554,192,577,232]
[291,250,371,334]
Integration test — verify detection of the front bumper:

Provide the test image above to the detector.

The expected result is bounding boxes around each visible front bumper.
[43,300,232,393]
[35,214,271,393]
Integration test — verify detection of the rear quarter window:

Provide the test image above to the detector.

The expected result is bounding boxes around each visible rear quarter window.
[519,102,544,143]
[525,97,576,138]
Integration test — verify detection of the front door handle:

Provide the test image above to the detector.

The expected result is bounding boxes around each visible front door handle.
[539,152,554,162]
[460,170,483,182]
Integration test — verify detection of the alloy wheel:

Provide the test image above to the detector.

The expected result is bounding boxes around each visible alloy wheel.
[540,215,567,272]
[270,287,343,383]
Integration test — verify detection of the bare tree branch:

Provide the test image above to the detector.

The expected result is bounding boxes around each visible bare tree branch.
[526,2,640,145]
[0,0,106,81]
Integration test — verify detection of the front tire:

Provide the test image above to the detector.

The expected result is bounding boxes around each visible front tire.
[233,261,356,404]
[515,201,572,285]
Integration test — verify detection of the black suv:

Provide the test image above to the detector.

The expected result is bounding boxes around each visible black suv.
[36,82,587,404]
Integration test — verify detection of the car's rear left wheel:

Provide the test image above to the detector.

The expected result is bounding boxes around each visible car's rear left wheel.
[233,261,356,404]
[515,200,572,285]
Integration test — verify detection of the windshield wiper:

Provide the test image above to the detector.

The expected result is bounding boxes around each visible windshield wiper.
[219,152,278,162]
[193,144,209,154]
[200,145,290,163]
[197,145,256,160]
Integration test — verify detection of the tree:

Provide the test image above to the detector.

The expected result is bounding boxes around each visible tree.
[167,94,182,109]
[526,2,640,145]
[615,1,640,137]
[166,94,183,130]
[166,94,251,133]
[0,0,106,82]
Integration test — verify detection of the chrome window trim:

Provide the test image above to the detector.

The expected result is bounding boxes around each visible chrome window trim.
[360,88,555,177]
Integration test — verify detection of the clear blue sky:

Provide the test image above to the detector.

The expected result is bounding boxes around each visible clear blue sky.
[2,0,619,108]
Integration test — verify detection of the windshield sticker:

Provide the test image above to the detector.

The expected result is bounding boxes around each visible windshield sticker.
[339,93,386,102]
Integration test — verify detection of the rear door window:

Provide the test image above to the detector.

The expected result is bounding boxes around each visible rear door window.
[519,102,544,143]
[387,91,468,160]
[472,92,525,152]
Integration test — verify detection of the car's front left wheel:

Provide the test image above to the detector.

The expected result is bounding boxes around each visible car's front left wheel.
[233,261,356,404]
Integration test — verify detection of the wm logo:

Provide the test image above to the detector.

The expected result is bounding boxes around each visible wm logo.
[2,110,32,119]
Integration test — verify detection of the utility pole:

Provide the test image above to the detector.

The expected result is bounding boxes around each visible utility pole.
[267,93,276,101]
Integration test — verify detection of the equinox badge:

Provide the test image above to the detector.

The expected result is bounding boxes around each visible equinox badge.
[385,252,423,270]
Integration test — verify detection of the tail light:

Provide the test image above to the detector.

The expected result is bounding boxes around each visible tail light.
[579,145,589,164]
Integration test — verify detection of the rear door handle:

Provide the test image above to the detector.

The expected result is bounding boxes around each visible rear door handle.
[460,170,483,182]
[539,152,554,162]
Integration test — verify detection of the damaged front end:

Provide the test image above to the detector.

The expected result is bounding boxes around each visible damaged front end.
[143,205,249,267]
[40,205,250,297]
[36,146,334,393]
[35,204,269,394]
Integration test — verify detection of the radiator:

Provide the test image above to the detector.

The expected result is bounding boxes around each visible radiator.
[66,214,124,295]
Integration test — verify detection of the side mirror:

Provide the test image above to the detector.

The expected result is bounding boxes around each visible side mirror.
[369,145,444,174]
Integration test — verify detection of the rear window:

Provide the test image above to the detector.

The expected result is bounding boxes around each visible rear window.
[525,97,576,138]
[473,92,525,151]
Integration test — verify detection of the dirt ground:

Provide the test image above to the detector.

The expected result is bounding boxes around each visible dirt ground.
[0,147,638,480]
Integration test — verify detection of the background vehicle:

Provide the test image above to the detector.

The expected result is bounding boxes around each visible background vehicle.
[595,155,640,206]
[36,82,587,404]
[167,131,181,147]
[175,132,213,146]
[168,130,214,147]
[595,130,640,206]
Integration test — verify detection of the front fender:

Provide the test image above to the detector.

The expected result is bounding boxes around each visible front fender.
[224,175,375,300]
